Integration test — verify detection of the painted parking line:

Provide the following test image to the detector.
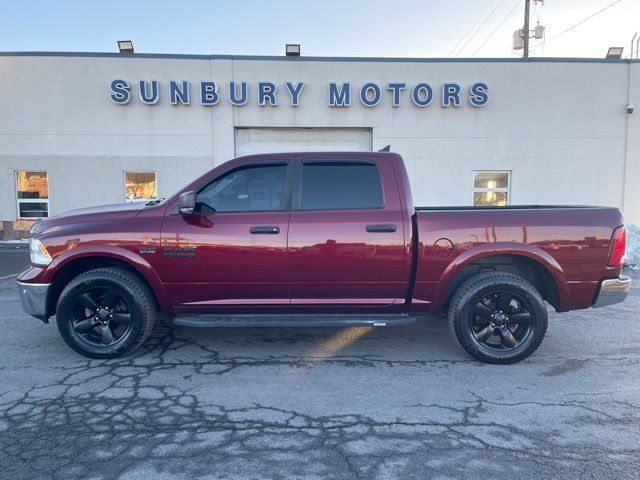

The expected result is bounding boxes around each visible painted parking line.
[0,274,19,280]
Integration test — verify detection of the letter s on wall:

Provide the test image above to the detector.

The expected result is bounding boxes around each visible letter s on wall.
[110,80,131,104]
[469,82,489,107]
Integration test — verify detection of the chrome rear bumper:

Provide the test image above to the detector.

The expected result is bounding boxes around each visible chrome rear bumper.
[593,276,631,308]
[17,281,51,322]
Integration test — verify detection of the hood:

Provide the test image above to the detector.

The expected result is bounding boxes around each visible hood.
[55,202,148,217]
[30,202,149,236]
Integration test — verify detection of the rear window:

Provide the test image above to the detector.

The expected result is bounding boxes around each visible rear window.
[300,162,383,210]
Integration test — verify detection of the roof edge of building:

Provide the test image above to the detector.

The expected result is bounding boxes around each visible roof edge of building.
[0,51,638,64]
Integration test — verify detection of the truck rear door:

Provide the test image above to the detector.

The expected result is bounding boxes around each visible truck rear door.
[287,155,408,312]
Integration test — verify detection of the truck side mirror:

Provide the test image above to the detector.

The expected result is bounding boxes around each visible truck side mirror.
[178,191,195,215]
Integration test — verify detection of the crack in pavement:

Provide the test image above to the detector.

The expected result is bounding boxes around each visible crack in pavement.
[2,383,639,480]
[1,323,639,479]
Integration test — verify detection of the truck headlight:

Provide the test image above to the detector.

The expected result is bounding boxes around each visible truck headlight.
[29,238,52,266]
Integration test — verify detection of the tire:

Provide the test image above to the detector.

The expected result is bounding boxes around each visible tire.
[448,272,548,364]
[56,268,156,359]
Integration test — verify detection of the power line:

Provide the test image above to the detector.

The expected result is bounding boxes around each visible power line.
[453,0,508,57]
[549,0,624,41]
[447,0,500,57]
[471,0,523,57]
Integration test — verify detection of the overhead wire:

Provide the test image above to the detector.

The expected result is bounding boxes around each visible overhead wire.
[471,0,523,57]
[447,0,501,57]
[453,0,508,57]
[548,0,624,41]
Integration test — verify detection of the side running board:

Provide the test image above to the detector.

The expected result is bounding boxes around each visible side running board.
[173,315,418,328]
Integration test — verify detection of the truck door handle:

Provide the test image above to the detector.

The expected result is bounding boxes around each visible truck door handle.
[250,226,280,234]
[366,224,397,233]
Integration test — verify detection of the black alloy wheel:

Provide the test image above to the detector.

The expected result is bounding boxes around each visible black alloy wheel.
[56,268,156,359]
[448,272,548,364]
[471,290,534,351]
[69,285,133,347]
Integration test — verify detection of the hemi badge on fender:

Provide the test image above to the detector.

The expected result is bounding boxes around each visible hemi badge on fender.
[164,246,196,258]
[139,247,156,254]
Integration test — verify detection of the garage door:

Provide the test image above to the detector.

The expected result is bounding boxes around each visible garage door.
[235,128,371,156]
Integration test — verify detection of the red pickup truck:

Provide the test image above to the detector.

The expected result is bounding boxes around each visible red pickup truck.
[18,152,630,363]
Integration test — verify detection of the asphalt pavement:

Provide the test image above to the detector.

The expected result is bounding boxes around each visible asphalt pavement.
[0,242,28,278]
[0,259,638,479]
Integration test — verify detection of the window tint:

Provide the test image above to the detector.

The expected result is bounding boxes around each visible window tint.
[196,164,286,213]
[301,162,383,210]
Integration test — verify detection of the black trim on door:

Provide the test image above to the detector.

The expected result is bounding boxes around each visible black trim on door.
[250,226,281,234]
[281,159,296,212]
[366,224,396,233]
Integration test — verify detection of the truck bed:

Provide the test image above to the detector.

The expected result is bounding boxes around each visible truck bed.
[411,205,624,314]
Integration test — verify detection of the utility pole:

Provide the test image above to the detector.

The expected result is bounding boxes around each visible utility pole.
[513,0,543,56]
[523,0,531,58]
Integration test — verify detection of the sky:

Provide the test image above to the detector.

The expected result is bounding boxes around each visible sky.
[0,0,638,59]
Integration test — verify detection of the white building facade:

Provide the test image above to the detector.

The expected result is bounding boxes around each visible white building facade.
[0,52,639,239]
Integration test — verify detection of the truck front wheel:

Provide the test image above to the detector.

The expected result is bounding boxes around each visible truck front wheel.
[56,268,156,359]
[448,272,548,364]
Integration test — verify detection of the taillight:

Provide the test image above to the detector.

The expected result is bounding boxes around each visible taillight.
[607,226,626,267]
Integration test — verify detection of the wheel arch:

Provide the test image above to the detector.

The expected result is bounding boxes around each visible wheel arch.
[45,247,171,317]
[430,243,570,314]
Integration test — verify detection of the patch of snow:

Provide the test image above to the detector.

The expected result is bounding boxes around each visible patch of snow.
[625,224,640,270]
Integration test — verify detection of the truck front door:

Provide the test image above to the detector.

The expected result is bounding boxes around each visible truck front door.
[158,160,292,313]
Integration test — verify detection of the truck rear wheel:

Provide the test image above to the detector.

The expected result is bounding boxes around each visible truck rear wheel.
[448,272,548,364]
[56,268,156,359]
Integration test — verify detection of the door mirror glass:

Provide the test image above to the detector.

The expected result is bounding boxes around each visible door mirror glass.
[178,191,196,215]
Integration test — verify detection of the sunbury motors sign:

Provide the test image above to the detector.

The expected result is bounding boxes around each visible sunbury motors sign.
[109,80,489,108]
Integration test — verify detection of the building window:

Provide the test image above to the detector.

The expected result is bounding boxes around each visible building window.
[125,172,157,201]
[473,171,510,206]
[16,171,49,219]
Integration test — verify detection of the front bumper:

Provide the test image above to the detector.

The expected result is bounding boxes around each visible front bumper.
[17,281,51,322]
[593,276,632,308]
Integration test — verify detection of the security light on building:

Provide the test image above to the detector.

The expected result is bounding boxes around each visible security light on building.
[606,47,624,59]
[285,44,301,56]
[117,40,134,54]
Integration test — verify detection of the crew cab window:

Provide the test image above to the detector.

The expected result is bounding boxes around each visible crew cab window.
[300,162,383,210]
[196,164,286,213]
